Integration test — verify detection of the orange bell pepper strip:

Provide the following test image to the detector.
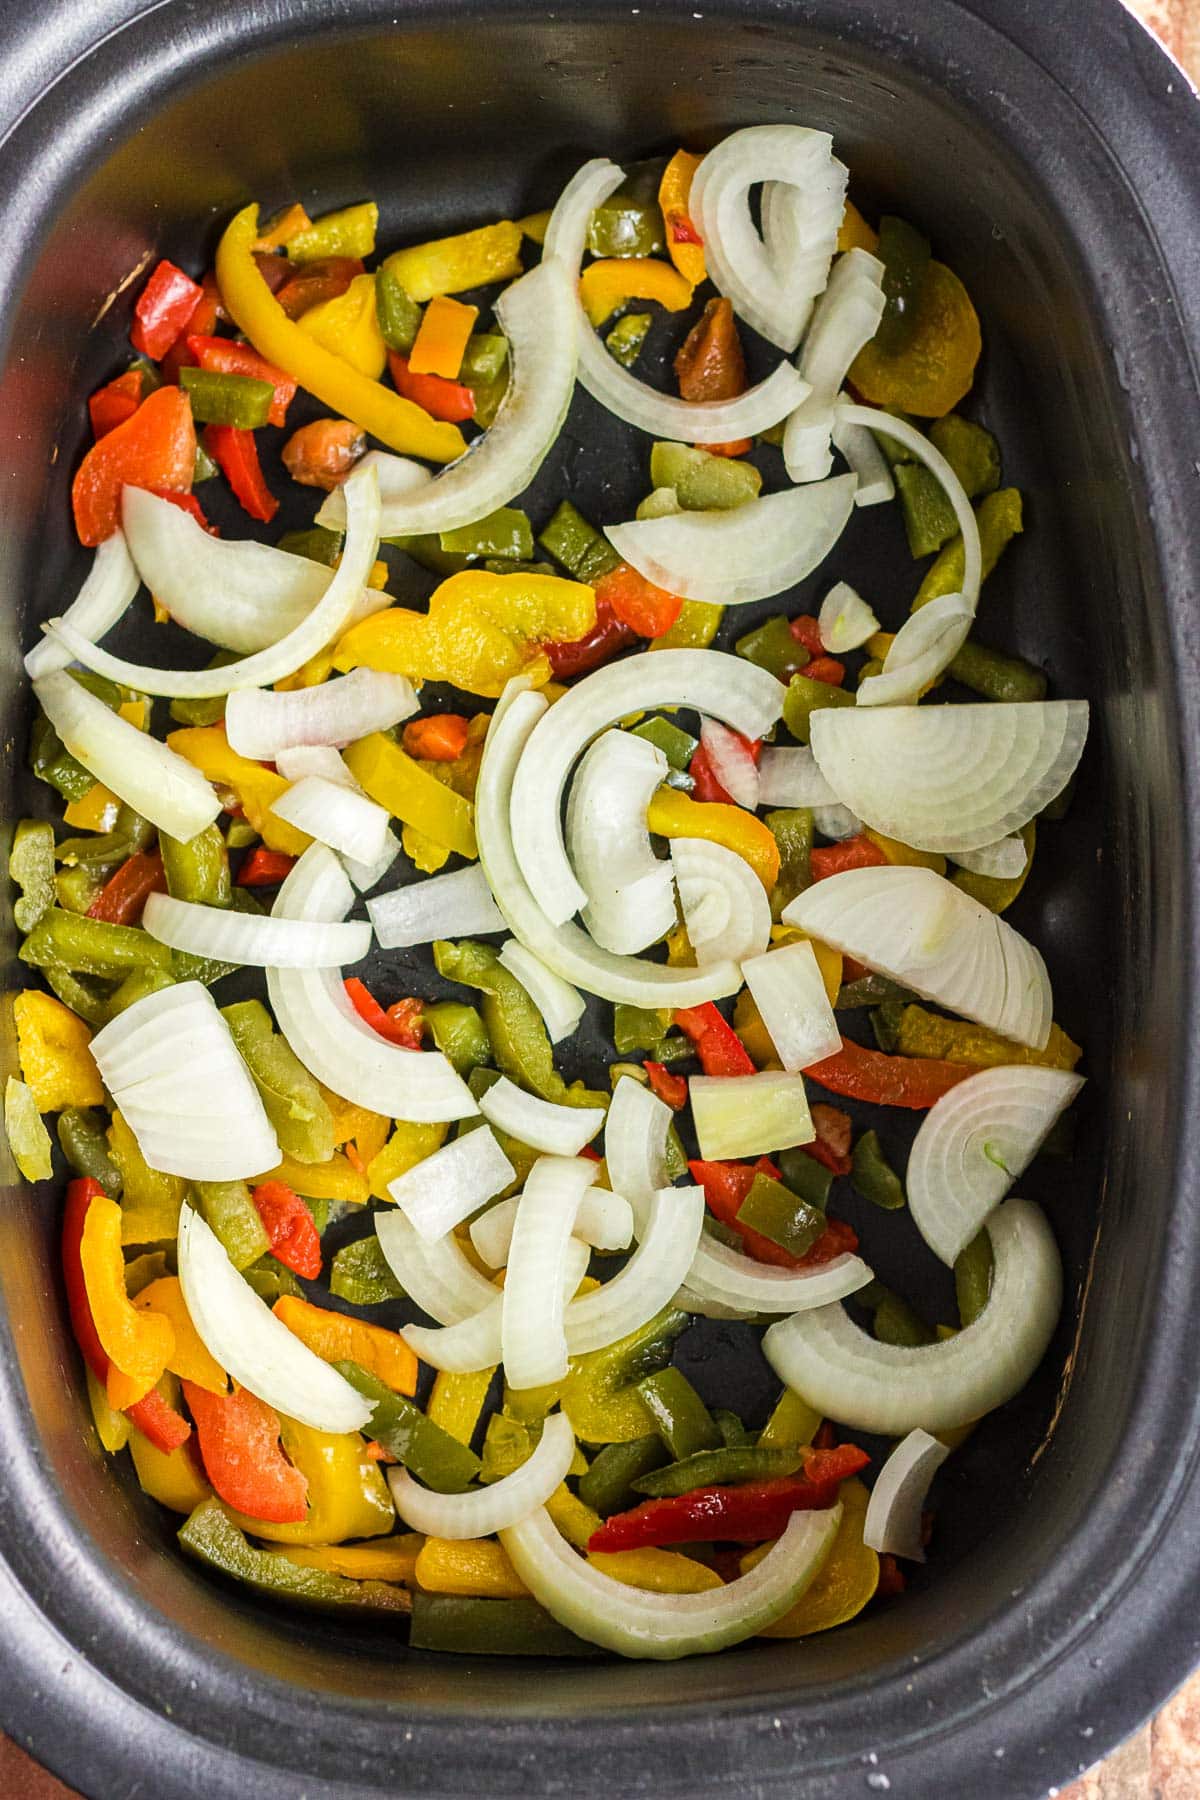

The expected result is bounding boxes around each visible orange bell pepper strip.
[402,713,471,762]
[646,785,780,893]
[674,296,751,457]
[388,353,475,423]
[72,386,196,546]
[215,203,465,462]
[408,294,478,379]
[79,1193,175,1408]
[88,368,144,439]
[593,562,682,639]
[272,1294,419,1395]
[579,257,693,328]
[658,151,707,286]
[251,1181,322,1279]
[805,1035,973,1109]
[809,835,890,882]
[182,1380,308,1523]
[135,1276,227,1394]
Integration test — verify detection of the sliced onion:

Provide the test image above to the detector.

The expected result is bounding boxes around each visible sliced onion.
[470,1187,633,1268]
[812,803,863,841]
[764,1198,1062,1434]
[563,730,676,955]
[740,940,841,1072]
[502,1155,599,1390]
[476,680,746,1006]
[784,251,886,482]
[604,1075,673,1234]
[544,158,807,441]
[368,863,505,949]
[953,835,1028,879]
[783,864,1052,1050]
[670,838,771,968]
[605,475,856,608]
[478,1076,605,1157]
[817,581,880,654]
[33,671,220,843]
[270,775,391,866]
[830,405,895,508]
[178,1206,371,1432]
[685,1229,872,1315]
[689,125,847,351]
[143,890,370,969]
[856,593,974,709]
[375,1204,499,1325]
[497,941,585,1044]
[25,533,140,679]
[501,1500,842,1659]
[272,745,403,891]
[319,260,577,538]
[756,746,838,810]
[838,402,982,608]
[387,1123,515,1241]
[863,1429,950,1562]
[509,651,784,927]
[907,1065,1085,1266]
[402,1240,589,1374]
[315,448,431,530]
[389,1410,575,1537]
[266,844,477,1121]
[810,701,1088,852]
[225,668,417,760]
[45,462,381,697]
[699,718,759,809]
[562,1185,705,1355]
[690,1071,814,1162]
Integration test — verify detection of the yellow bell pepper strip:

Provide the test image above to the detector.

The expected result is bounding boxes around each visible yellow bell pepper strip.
[849,260,981,417]
[416,1537,529,1599]
[547,1486,605,1551]
[297,273,388,379]
[179,1498,410,1611]
[129,1377,212,1514]
[589,1547,724,1595]
[286,200,378,264]
[253,1146,368,1206]
[273,1293,418,1395]
[85,1364,132,1454]
[747,1478,879,1636]
[650,598,724,651]
[135,1276,227,1394]
[579,257,693,328]
[953,820,1036,914]
[403,824,452,875]
[318,1087,391,1167]
[914,486,1024,612]
[79,1193,174,1408]
[646,786,780,893]
[368,1120,448,1201]
[658,150,707,286]
[408,294,479,379]
[837,200,879,254]
[883,1001,1082,1071]
[382,220,523,301]
[225,1414,396,1546]
[62,783,121,831]
[4,1081,51,1182]
[427,1366,496,1444]
[215,205,465,463]
[517,210,552,245]
[862,828,947,877]
[275,1536,423,1583]
[108,1110,186,1246]
[343,732,478,859]
[759,1386,822,1451]
[13,989,103,1112]
[165,726,311,856]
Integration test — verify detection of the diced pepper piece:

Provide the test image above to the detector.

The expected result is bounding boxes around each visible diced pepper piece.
[629,716,698,773]
[273,1294,418,1394]
[132,260,204,360]
[403,713,471,762]
[337,1360,482,1492]
[850,1129,906,1210]
[781,670,855,743]
[647,787,779,892]
[250,1181,322,1279]
[14,989,103,1111]
[606,312,652,368]
[948,636,1046,704]
[408,294,479,379]
[89,368,144,439]
[187,335,297,425]
[872,216,932,358]
[388,351,475,422]
[166,726,311,856]
[375,267,423,353]
[588,1447,870,1551]
[673,1002,756,1077]
[382,221,523,301]
[179,1498,408,1610]
[850,258,981,418]
[759,1387,822,1451]
[806,1035,972,1108]
[659,150,706,285]
[594,560,682,639]
[736,1171,826,1259]
[287,201,378,265]
[689,1157,857,1271]
[254,203,312,251]
[236,846,296,887]
[914,487,1023,611]
[342,732,476,857]
[588,162,666,258]
[57,1108,121,1195]
[193,1178,272,1270]
[650,441,761,510]
[72,387,196,545]
[736,615,811,683]
[810,835,890,882]
[329,1235,405,1306]
[674,296,751,456]
[180,365,274,430]
[895,461,960,559]
[85,850,167,926]
[297,272,388,378]
[538,499,620,584]
[651,598,724,650]
[273,255,363,319]
[579,1435,669,1517]
[10,819,56,934]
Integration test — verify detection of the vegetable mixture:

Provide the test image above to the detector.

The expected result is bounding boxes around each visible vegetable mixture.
[7,126,1088,1660]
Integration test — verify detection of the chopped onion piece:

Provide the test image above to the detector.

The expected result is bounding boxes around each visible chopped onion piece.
[509,651,784,927]
[685,1230,872,1316]
[831,405,894,507]
[25,533,140,679]
[564,730,676,955]
[471,1187,633,1268]
[501,1501,842,1659]
[907,1065,1085,1266]
[784,251,886,482]
[756,746,838,810]
[270,775,391,866]
[478,1077,605,1157]
[497,941,585,1044]
[670,838,771,968]
[604,1074,673,1235]
[143,890,370,969]
[225,669,417,760]
[606,476,857,608]
[315,448,431,530]
[856,593,974,709]
[810,701,1088,851]
[33,671,220,843]
[699,719,759,809]
[817,581,880,654]
[502,1155,599,1390]
[375,1205,499,1325]
[368,864,505,948]
[690,1071,815,1162]
[784,865,1053,1050]
[811,803,863,841]
[402,1240,589,1373]
[563,1185,705,1355]
[740,940,841,1072]
[953,835,1029,879]
[387,1124,515,1242]
[390,1410,576,1538]
[765,1199,1062,1434]
[863,1429,950,1562]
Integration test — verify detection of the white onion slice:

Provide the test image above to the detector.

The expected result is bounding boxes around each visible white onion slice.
[387,1124,515,1242]
[562,1185,705,1355]
[509,651,784,927]
[953,835,1028,879]
[271,746,402,890]
[501,1501,842,1659]
[368,863,505,948]
[838,402,982,608]
[142,890,370,969]
[810,701,1088,852]
[831,405,895,507]
[784,864,1052,1050]
[375,1204,499,1325]
[266,844,477,1121]
[178,1207,371,1432]
[685,1230,873,1316]
[389,1410,575,1537]
[756,746,838,810]
[767,1199,1062,1434]
[25,533,140,679]
[45,463,381,697]
[784,251,886,482]
[670,837,771,968]
[690,1071,814,1161]
[740,940,841,1072]
[699,718,759,809]
[478,1077,605,1157]
[856,593,974,709]
[315,448,431,530]
[812,803,864,841]
[817,582,881,654]
[225,669,417,760]
[605,475,856,609]
[502,1155,599,1390]
[270,775,391,866]
[470,1187,633,1269]
[907,1065,1084,1265]
[402,1240,589,1374]
[33,671,220,843]
[604,1075,673,1234]
[563,730,676,955]
[863,1429,950,1562]
[497,941,585,1044]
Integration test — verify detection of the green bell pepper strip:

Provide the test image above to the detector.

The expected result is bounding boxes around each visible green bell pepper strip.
[913,487,1023,610]
[506,1306,688,1442]
[221,999,335,1163]
[434,939,606,1109]
[765,808,814,918]
[43,967,113,1028]
[409,1592,597,1656]
[781,673,855,744]
[459,332,509,384]
[55,865,108,915]
[850,1129,906,1210]
[375,267,422,353]
[103,964,176,1019]
[57,1108,122,1196]
[274,527,344,569]
[179,366,274,430]
[440,507,534,562]
[774,1147,832,1212]
[736,1171,827,1259]
[19,909,173,981]
[947,637,1047,703]
[873,215,932,357]
[123,1249,170,1296]
[169,656,237,727]
[242,1253,304,1304]
[382,532,469,578]
[587,162,666,257]
[330,1235,406,1305]
[169,889,259,986]
[735,615,809,683]
[179,1498,409,1612]
[649,442,762,511]
[835,972,914,1011]
[629,717,697,772]
[872,1290,937,1348]
[637,1367,722,1461]
[759,1387,822,1451]
[337,1360,482,1492]
[481,1412,540,1483]
[577,1434,668,1516]
[612,1004,676,1056]
[633,1444,804,1498]
[193,1179,271,1270]
[192,439,219,483]
[57,805,154,869]
[5,1077,52,1181]
[714,1408,751,1447]
[161,824,231,908]
[537,500,620,584]
[466,367,509,430]
[10,820,56,934]
[955,1230,994,1327]
[606,312,651,368]
[895,462,960,559]
[29,711,94,802]
[421,1000,491,1076]
[928,414,1001,498]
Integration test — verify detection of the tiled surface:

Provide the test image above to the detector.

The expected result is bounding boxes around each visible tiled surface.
[2,4,1198,1798]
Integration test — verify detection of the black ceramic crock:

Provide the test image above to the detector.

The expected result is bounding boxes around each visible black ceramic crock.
[1,1,1199,1794]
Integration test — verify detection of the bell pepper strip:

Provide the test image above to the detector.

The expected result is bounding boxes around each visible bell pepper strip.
[673,1003,757,1077]
[202,424,277,523]
[250,1182,322,1279]
[590,1546,724,1595]
[273,254,363,319]
[687,734,761,806]
[802,655,846,687]
[410,1591,597,1655]
[588,1450,870,1551]
[781,670,856,744]
[659,150,706,286]
[736,1172,827,1260]
[375,267,423,353]
[644,1061,687,1111]
[883,1001,1082,1071]
[281,1537,421,1582]
[79,1192,174,1407]
[10,818,56,935]
[433,938,606,1109]
[14,989,103,1111]
[343,733,477,857]
[636,1367,722,1460]
[298,273,388,379]
[166,726,311,856]
[57,1108,121,1195]
[179,1498,409,1610]
[84,850,167,926]
[646,787,779,892]
[674,295,751,456]
[634,1444,805,1498]
[72,386,196,546]
[132,260,204,360]
[408,293,478,379]
[254,1147,368,1209]
[593,561,683,639]
[187,335,297,426]
[215,205,465,462]
[427,1366,496,1449]
[805,1103,853,1175]
[606,312,652,368]
[806,1035,973,1108]
[225,1413,394,1545]
[652,597,724,650]
[579,257,693,328]
[810,835,890,882]
[850,258,981,418]
[538,498,621,584]
[135,1277,227,1394]
[329,1236,405,1307]
[236,846,296,887]
[89,369,144,439]
[281,418,366,492]
[381,221,523,301]
[222,999,334,1164]
[860,829,946,878]
[388,351,475,422]
[272,1294,418,1395]
[579,1435,669,1517]
[735,615,811,684]
[129,1408,211,1513]
[916,486,1023,612]
[342,976,422,1048]
[287,200,378,265]
[108,1109,186,1245]
[180,366,274,432]
[182,1381,308,1523]
[760,1387,822,1453]
[337,1360,482,1493]
[402,713,471,762]
[255,203,313,252]
[85,1364,132,1454]
[750,1476,879,1637]
[19,906,173,984]
[415,1537,529,1599]
[544,592,637,679]
[688,1157,858,1271]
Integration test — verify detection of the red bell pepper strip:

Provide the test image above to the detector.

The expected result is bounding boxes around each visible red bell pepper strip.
[251,1181,322,1280]
[806,1103,853,1176]
[806,1035,973,1109]
[131,260,204,361]
[203,424,278,523]
[187,334,297,427]
[148,487,218,535]
[89,369,143,440]
[876,1553,907,1598]
[644,1061,688,1110]
[672,1002,756,1076]
[687,734,762,806]
[587,1447,871,1551]
[593,562,683,639]
[388,353,475,424]
[86,850,167,926]
[802,655,845,687]
[402,713,471,762]
[344,977,424,1049]
[72,386,196,546]
[543,592,637,680]
[810,835,890,882]
[236,846,297,887]
[688,1157,859,1270]
[181,1380,308,1523]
